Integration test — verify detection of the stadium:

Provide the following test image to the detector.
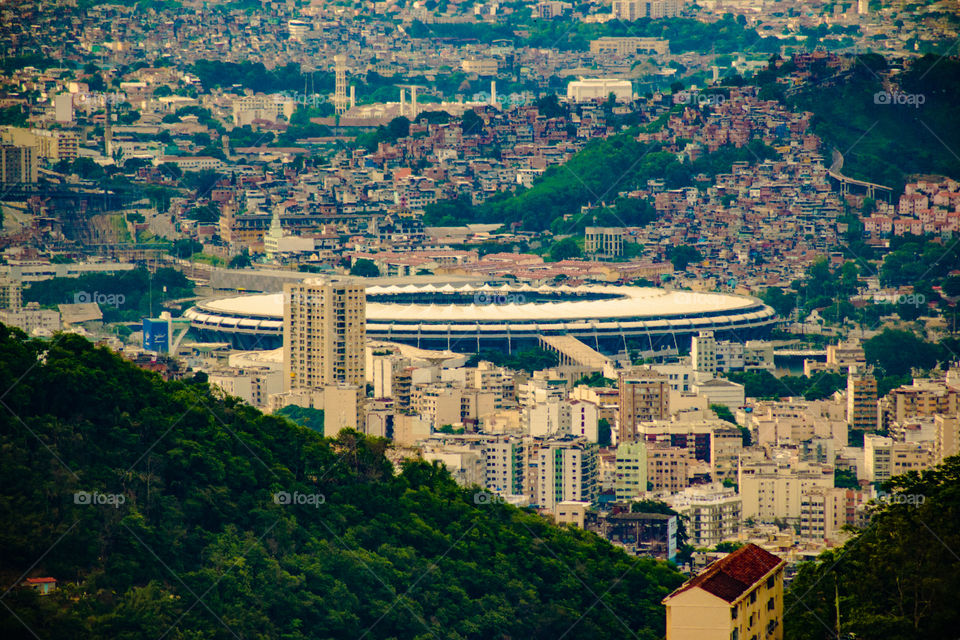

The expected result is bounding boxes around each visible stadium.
[184,283,777,353]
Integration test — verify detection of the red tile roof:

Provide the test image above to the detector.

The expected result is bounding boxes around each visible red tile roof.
[665,544,784,604]
[25,577,56,584]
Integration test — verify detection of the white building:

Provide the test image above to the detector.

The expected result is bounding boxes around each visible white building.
[566,78,633,102]
[666,483,742,548]
[738,453,834,523]
[209,366,284,408]
[537,439,598,511]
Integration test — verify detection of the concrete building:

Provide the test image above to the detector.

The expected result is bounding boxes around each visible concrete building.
[663,544,785,640]
[461,59,498,75]
[611,0,684,20]
[54,93,74,123]
[589,36,669,56]
[883,379,960,425]
[934,413,960,464]
[692,331,773,374]
[283,279,366,390]
[691,377,745,410]
[863,434,934,483]
[637,419,743,483]
[0,302,59,335]
[799,487,868,544]
[537,439,598,511]
[847,366,878,431]
[566,78,633,102]
[209,366,284,409]
[482,436,526,496]
[738,455,834,522]
[600,511,677,559]
[618,367,670,443]
[1,126,78,161]
[691,331,718,374]
[584,226,624,259]
[0,144,37,183]
[647,445,691,493]
[614,441,648,501]
[0,276,22,311]
[232,94,297,126]
[667,483,742,548]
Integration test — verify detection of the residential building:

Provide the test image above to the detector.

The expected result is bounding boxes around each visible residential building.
[0,144,37,183]
[847,366,878,430]
[663,543,785,640]
[614,441,648,501]
[667,483,742,548]
[611,0,684,20]
[283,279,366,390]
[618,368,670,443]
[647,445,691,493]
[537,439,598,511]
[738,454,834,522]
[934,413,960,464]
[863,434,934,483]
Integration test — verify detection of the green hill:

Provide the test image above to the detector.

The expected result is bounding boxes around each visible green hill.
[0,327,683,640]
[785,457,960,640]
[770,53,960,192]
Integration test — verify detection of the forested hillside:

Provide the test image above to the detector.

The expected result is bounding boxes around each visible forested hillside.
[785,457,960,640]
[0,327,683,640]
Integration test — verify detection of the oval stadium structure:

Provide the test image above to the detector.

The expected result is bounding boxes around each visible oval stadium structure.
[184,283,777,353]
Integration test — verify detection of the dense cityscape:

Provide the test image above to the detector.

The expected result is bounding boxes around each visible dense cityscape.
[1,0,959,638]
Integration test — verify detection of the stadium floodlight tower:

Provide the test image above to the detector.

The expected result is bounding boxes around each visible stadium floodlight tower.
[333,54,349,116]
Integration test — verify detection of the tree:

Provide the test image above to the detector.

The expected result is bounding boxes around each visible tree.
[349,258,380,277]
[461,109,484,135]
[0,328,687,639]
[549,237,582,262]
[668,245,703,271]
[598,418,611,446]
[387,116,410,140]
[710,403,737,424]
[785,457,960,640]
[228,250,252,269]
[834,468,859,489]
[864,329,939,376]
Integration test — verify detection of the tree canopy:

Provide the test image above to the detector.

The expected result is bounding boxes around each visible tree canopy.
[0,328,683,639]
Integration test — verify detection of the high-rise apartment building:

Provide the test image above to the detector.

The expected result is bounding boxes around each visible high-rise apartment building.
[283,279,365,390]
[691,330,717,374]
[0,144,37,183]
[614,441,647,501]
[847,366,878,431]
[618,368,670,443]
[537,439,598,511]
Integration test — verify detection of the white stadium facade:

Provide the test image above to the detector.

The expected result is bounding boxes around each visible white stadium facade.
[184,283,777,353]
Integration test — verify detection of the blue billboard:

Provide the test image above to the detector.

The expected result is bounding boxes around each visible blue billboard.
[142,318,169,352]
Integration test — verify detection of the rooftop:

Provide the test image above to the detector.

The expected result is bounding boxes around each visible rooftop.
[664,543,784,604]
